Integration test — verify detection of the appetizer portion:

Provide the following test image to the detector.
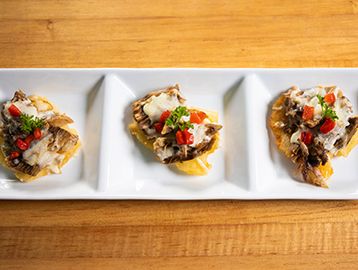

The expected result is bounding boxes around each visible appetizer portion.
[270,86,358,187]
[0,90,80,182]
[130,84,222,175]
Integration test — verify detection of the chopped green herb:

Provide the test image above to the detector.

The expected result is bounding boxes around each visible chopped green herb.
[317,95,339,121]
[165,106,194,131]
[19,114,44,134]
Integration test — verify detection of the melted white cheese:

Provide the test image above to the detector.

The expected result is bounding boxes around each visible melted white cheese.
[307,96,323,121]
[334,98,352,127]
[4,98,54,120]
[14,100,38,116]
[23,134,51,166]
[143,93,180,123]
[290,87,326,106]
[22,134,64,172]
[157,147,174,161]
[290,130,301,144]
[4,100,38,118]
[317,124,346,153]
[289,86,353,126]
[189,124,210,147]
[288,86,354,155]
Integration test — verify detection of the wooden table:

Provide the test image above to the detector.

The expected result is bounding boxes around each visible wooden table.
[1,0,358,269]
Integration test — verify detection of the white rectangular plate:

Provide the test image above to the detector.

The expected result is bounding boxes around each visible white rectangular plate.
[0,68,357,200]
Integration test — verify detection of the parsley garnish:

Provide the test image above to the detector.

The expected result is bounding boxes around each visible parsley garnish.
[317,95,339,121]
[19,114,44,134]
[165,106,194,131]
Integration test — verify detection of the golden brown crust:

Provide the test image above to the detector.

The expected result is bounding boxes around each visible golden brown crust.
[269,95,292,158]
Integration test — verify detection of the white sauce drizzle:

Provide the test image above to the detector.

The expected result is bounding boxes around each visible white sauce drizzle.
[189,124,210,147]
[290,130,301,144]
[22,130,65,172]
[143,93,181,123]
[157,147,174,161]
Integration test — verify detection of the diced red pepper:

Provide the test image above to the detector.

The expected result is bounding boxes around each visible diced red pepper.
[159,110,171,124]
[16,138,29,151]
[183,129,194,144]
[34,128,42,139]
[10,151,20,159]
[300,131,313,145]
[154,122,163,133]
[324,92,336,105]
[320,118,336,134]
[176,129,194,145]
[176,130,185,145]
[302,105,314,121]
[190,112,202,124]
[197,111,207,121]
[8,104,21,117]
[24,134,34,145]
[190,111,207,124]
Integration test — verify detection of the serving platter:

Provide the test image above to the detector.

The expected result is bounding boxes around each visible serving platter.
[0,68,357,200]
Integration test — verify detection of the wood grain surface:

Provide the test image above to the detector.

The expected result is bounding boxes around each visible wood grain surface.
[1,0,358,269]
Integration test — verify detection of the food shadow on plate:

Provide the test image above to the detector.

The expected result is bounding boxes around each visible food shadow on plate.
[82,77,106,189]
[223,77,252,191]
